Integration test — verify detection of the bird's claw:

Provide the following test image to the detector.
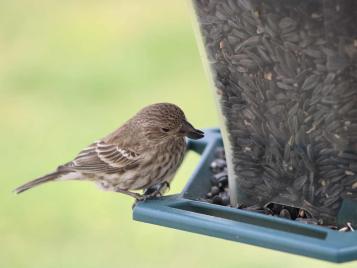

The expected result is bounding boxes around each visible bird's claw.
[135,194,157,202]
[136,181,170,202]
[132,182,171,211]
[135,191,162,202]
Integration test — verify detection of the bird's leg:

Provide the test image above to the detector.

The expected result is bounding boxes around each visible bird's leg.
[142,181,170,199]
[115,188,143,200]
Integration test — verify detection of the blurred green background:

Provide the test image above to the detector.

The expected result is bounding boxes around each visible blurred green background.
[0,1,356,267]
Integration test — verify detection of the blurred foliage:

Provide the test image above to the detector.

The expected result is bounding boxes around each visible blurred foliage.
[0,1,355,268]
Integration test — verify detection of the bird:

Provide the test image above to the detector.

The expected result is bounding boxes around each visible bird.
[14,103,204,200]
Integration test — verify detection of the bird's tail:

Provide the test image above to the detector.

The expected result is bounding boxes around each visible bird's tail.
[14,171,67,194]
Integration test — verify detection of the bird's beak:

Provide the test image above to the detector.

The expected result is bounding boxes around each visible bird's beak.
[181,120,204,140]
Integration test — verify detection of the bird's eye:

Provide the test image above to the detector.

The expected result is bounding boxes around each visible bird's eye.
[161,128,170,132]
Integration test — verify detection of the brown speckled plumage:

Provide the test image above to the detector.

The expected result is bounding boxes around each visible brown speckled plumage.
[14,103,204,200]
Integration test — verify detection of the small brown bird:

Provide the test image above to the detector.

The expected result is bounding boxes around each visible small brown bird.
[14,103,204,200]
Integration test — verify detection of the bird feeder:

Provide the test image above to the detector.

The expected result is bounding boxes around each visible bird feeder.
[133,0,357,262]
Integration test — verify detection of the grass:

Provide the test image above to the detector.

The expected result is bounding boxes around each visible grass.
[0,1,356,267]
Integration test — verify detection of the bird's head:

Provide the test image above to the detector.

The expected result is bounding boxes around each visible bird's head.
[134,103,204,143]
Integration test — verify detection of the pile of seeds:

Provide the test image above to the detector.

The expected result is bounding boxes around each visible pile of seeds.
[206,147,230,206]
[193,0,357,224]
[204,147,355,231]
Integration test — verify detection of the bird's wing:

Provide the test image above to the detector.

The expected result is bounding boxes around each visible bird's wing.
[64,141,141,174]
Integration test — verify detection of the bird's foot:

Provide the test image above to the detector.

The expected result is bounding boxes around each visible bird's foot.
[146,181,170,196]
[140,181,170,200]
[131,182,170,209]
